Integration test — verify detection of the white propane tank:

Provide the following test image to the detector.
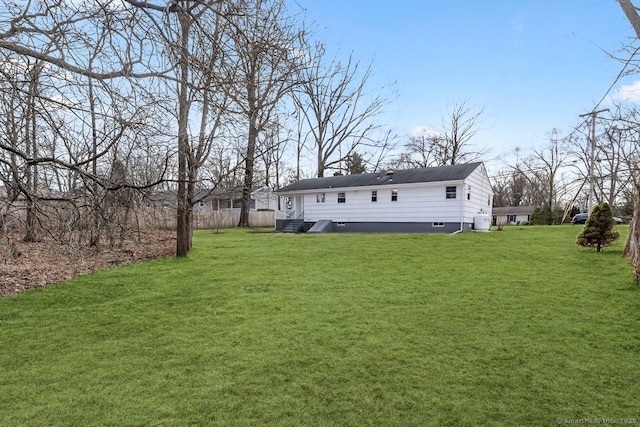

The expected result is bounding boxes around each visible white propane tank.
[474,213,491,232]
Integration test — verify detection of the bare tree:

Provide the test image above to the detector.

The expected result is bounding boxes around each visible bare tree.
[293,45,390,178]
[490,166,530,207]
[0,0,172,249]
[1,1,165,80]
[119,0,240,254]
[435,97,487,166]
[588,103,640,213]
[255,118,291,190]
[490,173,510,207]
[0,55,32,246]
[223,0,305,227]
[22,60,45,242]
[491,141,568,211]
[616,0,640,281]
[613,106,640,262]
[364,128,400,172]
[394,98,487,170]
[399,127,441,169]
[501,167,535,206]
[521,130,571,212]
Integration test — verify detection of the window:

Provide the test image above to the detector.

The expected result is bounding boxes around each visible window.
[432,222,444,227]
[338,192,346,203]
[371,190,377,202]
[446,186,457,199]
[316,193,325,203]
[508,215,517,223]
[391,189,398,202]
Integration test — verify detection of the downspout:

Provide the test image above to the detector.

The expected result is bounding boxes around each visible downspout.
[298,195,304,222]
[459,182,465,233]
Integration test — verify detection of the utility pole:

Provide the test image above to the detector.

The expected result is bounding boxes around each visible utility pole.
[579,108,609,215]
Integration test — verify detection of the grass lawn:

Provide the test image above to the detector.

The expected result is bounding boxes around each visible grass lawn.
[1,225,639,426]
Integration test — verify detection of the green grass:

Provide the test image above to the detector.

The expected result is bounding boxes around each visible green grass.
[1,226,638,426]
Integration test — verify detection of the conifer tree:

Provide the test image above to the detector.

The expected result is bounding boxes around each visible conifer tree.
[576,202,620,252]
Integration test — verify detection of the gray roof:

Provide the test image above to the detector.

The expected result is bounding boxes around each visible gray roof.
[492,206,536,215]
[276,162,483,193]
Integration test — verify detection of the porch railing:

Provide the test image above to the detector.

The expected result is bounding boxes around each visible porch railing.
[281,211,304,233]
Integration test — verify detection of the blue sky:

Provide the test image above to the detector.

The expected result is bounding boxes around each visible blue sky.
[296,0,638,169]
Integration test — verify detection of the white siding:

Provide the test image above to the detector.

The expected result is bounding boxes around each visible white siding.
[462,163,493,223]
[289,163,493,227]
[303,181,466,223]
[495,214,530,225]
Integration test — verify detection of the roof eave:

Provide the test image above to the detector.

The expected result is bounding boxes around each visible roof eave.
[275,178,469,194]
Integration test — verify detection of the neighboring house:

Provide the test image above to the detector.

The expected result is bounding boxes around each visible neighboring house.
[142,187,276,229]
[251,186,279,211]
[148,187,276,212]
[193,187,250,212]
[274,162,493,233]
[492,206,535,226]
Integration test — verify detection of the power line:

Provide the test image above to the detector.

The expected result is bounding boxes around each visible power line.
[560,44,640,143]
[579,108,610,214]
[592,45,640,111]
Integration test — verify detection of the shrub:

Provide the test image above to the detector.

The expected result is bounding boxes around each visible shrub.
[576,202,620,252]
[530,206,566,225]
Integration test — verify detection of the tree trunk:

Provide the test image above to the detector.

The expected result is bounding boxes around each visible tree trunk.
[617,0,640,282]
[24,64,40,242]
[619,0,640,38]
[186,164,196,250]
[176,12,191,257]
[623,217,634,257]
[628,188,640,282]
[634,239,640,283]
[239,117,257,228]
[317,148,325,178]
[239,75,258,228]
[88,69,100,248]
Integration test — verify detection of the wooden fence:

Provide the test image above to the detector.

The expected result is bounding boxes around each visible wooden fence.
[1,200,276,231]
[138,209,276,230]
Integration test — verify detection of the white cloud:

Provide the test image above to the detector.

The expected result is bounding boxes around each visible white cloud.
[410,125,440,138]
[611,81,640,104]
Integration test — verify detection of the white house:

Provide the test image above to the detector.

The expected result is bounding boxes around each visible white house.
[275,162,493,233]
[251,186,279,211]
[492,206,535,226]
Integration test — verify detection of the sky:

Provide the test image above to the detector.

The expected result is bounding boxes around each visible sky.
[295,0,639,172]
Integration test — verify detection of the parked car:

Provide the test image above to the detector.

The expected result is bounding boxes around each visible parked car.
[571,213,624,224]
[571,213,589,224]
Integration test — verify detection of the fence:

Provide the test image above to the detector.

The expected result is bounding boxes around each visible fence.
[138,209,276,230]
[1,199,276,232]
